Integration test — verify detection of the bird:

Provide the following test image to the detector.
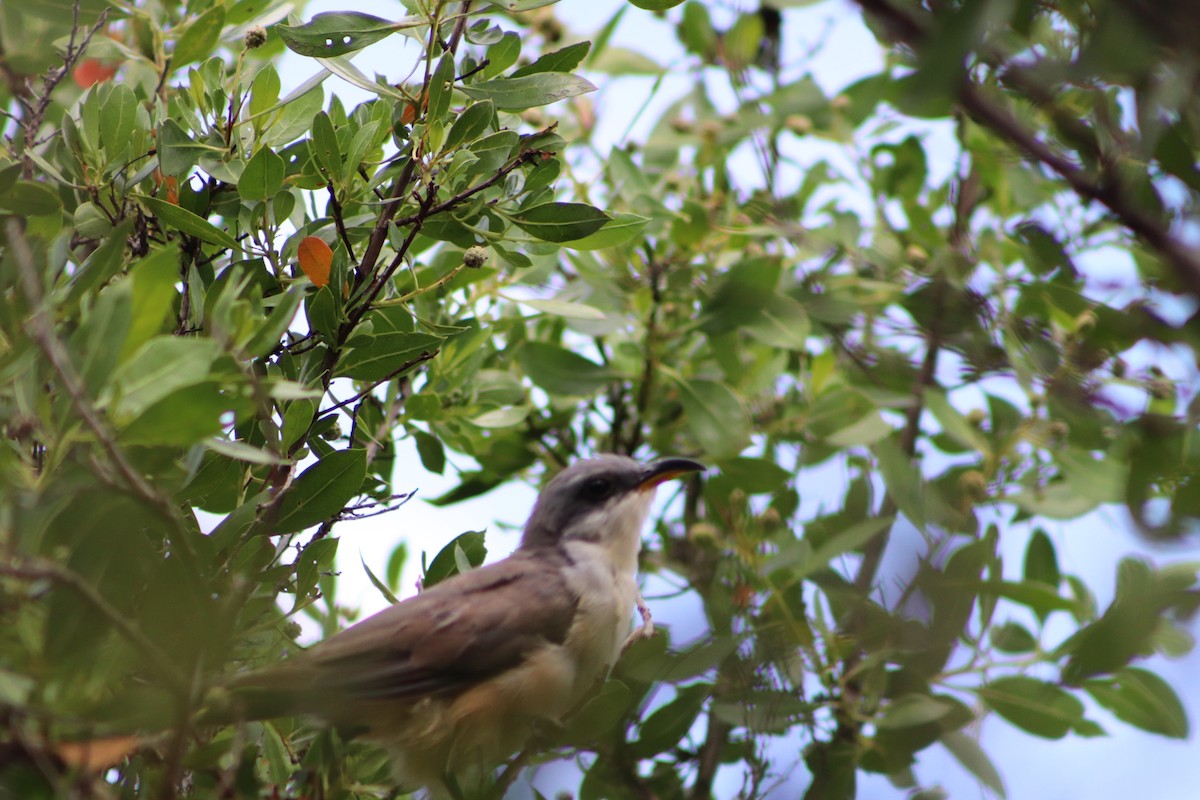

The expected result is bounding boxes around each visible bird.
[213,454,704,797]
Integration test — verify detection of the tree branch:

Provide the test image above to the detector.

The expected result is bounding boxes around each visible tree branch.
[852,0,1200,298]
[0,560,187,694]
[5,218,185,534]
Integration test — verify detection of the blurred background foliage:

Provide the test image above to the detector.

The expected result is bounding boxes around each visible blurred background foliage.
[1,0,1199,797]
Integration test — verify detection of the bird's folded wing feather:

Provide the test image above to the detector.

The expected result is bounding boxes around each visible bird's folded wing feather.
[294,548,580,701]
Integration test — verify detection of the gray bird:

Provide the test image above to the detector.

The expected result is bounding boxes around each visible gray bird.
[218,454,704,797]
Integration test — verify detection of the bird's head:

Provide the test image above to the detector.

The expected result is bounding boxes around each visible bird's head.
[520,455,705,558]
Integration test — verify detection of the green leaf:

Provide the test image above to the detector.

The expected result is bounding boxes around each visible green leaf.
[427,53,456,122]
[481,32,521,80]
[511,42,592,78]
[305,286,340,342]
[873,435,925,532]
[627,0,685,9]
[516,298,607,320]
[112,336,221,418]
[336,332,443,381]
[424,530,486,587]
[244,288,304,358]
[465,130,519,176]
[249,65,281,118]
[99,84,139,156]
[460,72,597,110]
[1084,668,1188,738]
[676,377,750,459]
[120,381,231,446]
[991,621,1037,653]
[564,212,650,250]
[63,218,134,306]
[561,680,633,745]
[507,201,610,243]
[517,341,618,396]
[156,119,207,176]
[121,245,181,360]
[0,180,62,215]
[261,722,293,787]
[204,438,289,465]
[294,537,338,609]
[940,731,1006,798]
[482,0,562,10]
[631,683,710,758]
[275,449,368,534]
[414,429,445,474]
[173,5,226,68]
[977,676,1086,739]
[876,694,954,730]
[680,1,718,57]
[717,457,790,494]
[137,194,241,250]
[469,406,529,428]
[311,111,342,178]
[277,12,410,58]
[978,580,1079,617]
[386,542,408,591]
[1023,528,1060,587]
[744,293,810,350]
[238,145,285,201]
[361,553,400,605]
[442,100,495,152]
[924,389,991,454]
[1060,559,1167,683]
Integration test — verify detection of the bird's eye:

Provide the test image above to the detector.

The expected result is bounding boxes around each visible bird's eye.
[580,477,613,501]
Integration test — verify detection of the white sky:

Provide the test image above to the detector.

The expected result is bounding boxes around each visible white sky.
[273,1,1200,797]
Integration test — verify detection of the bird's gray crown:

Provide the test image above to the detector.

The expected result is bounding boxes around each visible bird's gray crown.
[519,455,704,549]
[520,455,643,548]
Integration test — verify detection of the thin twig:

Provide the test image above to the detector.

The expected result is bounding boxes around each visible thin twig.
[318,350,439,414]
[1,560,187,693]
[5,218,185,533]
[326,181,357,262]
[19,3,110,178]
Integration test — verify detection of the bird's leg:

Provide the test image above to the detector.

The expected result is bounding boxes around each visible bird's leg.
[622,590,654,653]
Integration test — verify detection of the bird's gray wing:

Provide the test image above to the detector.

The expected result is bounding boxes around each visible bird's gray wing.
[300,547,579,700]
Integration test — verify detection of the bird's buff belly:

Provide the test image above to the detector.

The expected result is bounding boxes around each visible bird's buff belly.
[361,609,626,790]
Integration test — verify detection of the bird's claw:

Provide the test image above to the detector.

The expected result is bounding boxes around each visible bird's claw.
[622,592,654,653]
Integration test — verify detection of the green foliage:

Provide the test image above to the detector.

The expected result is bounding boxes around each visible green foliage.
[2,0,1199,798]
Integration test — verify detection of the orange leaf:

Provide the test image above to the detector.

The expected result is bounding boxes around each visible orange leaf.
[72,59,118,88]
[54,735,142,771]
[298,236,333,287]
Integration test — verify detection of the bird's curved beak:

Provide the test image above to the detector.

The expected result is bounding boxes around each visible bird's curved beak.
[637,458,706,491]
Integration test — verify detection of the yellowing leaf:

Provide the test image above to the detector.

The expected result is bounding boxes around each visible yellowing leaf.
[298,236,333,287]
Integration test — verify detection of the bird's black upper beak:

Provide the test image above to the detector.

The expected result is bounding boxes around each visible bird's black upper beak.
[636,458,706,491]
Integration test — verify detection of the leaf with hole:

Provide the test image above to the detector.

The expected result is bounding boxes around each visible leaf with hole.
[277,12,415,58]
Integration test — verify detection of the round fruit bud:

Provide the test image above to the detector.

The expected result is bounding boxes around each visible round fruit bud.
[905,244,929,264]
[785,114,813,135]
[959,470,988,500]
[966,408,987,427]
[463,246,488,268]
[243,25,268,49]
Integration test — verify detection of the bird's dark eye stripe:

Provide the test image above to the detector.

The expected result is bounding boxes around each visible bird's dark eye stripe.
[578,473,622,500]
